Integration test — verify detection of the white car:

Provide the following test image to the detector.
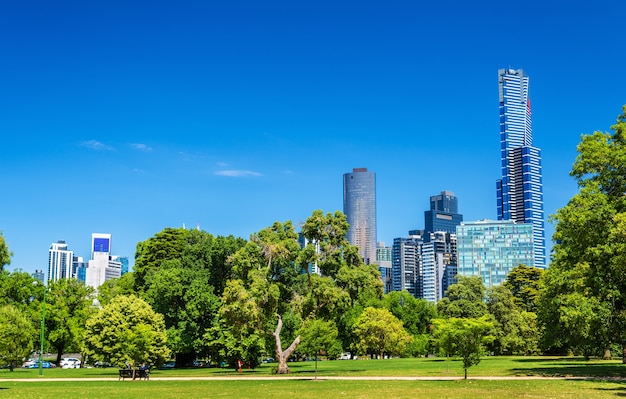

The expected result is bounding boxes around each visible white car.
[60,358,81,368]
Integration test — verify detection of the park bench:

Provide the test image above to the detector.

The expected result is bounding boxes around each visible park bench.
[118,368,150,381]
[118,369,134,380]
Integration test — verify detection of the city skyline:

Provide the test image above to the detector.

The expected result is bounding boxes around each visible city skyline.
[2,1,626,276]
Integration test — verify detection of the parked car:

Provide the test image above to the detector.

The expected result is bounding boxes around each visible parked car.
[159,361,175,369]
[26,361,52,369]
[22,359,37,368]
[93,361,112,368]
[60,357,81,368]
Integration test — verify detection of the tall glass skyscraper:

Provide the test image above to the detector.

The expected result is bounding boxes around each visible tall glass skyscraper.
[424,190,463,234]
[496,68,545,267]
[343,168,377,264]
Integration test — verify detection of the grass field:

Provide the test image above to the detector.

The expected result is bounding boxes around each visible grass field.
[2,379,626,399]
[2,357,626,398]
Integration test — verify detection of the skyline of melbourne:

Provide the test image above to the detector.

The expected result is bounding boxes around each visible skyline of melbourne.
[2,1,625,275]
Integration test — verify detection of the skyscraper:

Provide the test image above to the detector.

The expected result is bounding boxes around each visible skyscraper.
[48,240,74,282]
[456,220,535,287]
[421,231,457,302]
[425,190,463,235]
[85,233,122,289]
[496,68,545,267]
[343,168,377,264]
[392,235,422,297]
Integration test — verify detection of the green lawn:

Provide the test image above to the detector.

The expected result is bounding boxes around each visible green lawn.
[2,357,626,398]
[2,356,626,379]
[2,379,626,399]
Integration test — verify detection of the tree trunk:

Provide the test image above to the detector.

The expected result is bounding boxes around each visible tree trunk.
[622,344,626,364]
[603,348,612,360]
[464,367,467,380]
[273,314,301,374]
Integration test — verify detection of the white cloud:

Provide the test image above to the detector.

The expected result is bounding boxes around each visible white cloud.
[214,170,262,177]
[130,143,153,152]
[81,140,113,151]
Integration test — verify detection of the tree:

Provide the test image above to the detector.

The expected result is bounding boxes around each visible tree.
[382,291,437,336]
[0,231,12,271]
[503,264,543,313]
[0,270,39,309]
[486,285,539,355]
[137,228,245,366]
[298,318,341,379]
[437,276,488,319]
[97,273,135,306]
[539,106,626,361]
[0,305,36,371]
[353,307,412,359]
[83,295,170,367]
[432,316,495,379]
[45,278,94,365]
[133,227,188,291]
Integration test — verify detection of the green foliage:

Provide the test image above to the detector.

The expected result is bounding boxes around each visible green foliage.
[437,275,488,319]
[136,228,245,365]
[83,295,170,367]
[0,305,36,371]
[45,278,94,364]
[336,264,383,306]
[540,106,626,358]
[96,273,135,306]
[382,290,437,335]
[300,210,355,278]
[0,270,39,309]
[486,285,540,355]
[0,231,12,271]
[134,227,188,290]
[431,316,495,378]
[503,264,543,313]
[298,318,341,362]
[353,307,412,358]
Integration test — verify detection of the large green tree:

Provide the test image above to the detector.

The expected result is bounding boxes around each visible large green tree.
[45,278,94,365]
[83,295,170,367]
[298,318,341,378]
[352,307,412,359]
[136,228,245,366]
[0,305,36,371]
[432,316,495,379]
[539,106,626,361]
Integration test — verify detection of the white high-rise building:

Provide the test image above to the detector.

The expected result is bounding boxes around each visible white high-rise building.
[85,233,122,289]
[48,240,74,282]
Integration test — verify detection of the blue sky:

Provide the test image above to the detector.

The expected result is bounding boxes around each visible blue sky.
[2,0,625,275]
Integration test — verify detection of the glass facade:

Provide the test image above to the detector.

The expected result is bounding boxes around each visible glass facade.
[343,168,377,265]
[425,191,463,234]
[496,68,545,267]
[456,220,534,287]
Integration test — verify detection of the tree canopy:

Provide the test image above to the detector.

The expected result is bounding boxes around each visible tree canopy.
[83,295,170,367]
[539,106,626,360]
[0,305,36,371]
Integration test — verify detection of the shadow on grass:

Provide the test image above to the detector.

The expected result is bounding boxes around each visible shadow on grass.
[510,363,626,377]
[577,379,626,397]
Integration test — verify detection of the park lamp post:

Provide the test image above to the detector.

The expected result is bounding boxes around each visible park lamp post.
[33,281,46,377]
